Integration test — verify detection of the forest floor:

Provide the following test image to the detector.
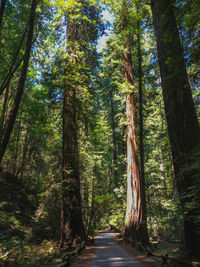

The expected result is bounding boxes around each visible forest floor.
[1,230,199,266]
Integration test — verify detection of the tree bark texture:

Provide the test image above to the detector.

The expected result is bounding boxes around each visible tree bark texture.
[0,0,37,163]
[124,43,147,244]
[151,0,200,255]
[60,17,85,247]
[137,26,149,243]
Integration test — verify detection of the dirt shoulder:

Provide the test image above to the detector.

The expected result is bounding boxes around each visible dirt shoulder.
[113,235,162,267]
[71,242,99,267]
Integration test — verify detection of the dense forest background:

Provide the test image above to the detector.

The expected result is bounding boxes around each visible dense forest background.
[0,0,199,265]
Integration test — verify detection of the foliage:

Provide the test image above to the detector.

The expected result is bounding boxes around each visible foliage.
[0,0,199,263]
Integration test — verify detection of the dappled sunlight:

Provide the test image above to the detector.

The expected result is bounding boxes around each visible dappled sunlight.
[92,232,141,267]
[1,0,199,265]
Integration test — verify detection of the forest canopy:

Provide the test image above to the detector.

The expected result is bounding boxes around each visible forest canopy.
[0,0,200,265]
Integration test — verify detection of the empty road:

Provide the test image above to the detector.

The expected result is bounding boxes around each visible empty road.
[92,232,141,267]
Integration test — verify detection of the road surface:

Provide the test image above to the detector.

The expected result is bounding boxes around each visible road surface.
[92,232,141,267]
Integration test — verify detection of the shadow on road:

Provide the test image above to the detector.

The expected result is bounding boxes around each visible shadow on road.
[92,232,141,267]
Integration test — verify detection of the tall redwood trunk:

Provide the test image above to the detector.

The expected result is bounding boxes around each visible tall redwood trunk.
[0,0,37,163]
[59,16,85,248]
[124,43,148,244]
[137,22,148,243]
[151,0,200,255]
[121,0,148,244]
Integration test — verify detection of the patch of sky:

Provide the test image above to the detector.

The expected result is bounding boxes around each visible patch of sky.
[8,0,16,7]
[96,9,114,53]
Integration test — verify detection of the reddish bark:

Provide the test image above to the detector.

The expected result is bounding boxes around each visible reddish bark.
[60,16,85,247]
[124,43,148,244]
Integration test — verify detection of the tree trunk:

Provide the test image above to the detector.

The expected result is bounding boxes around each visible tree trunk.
[1,82,9,125]
[86,177,95,238]
[0,81,9,141]
[0,24,28,97]
[0,0,37,163]
[59,16,85,248]
[13,108,22,174]
[16,128,30,178]
[137,22,149,243]
[159,142,167,198]
[151,0,200,256]
[124,42,148,244]
[158,106,168,198]
[109,88,118,187]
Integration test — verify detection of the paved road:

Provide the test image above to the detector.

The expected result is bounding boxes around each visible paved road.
[92,232,141,267]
